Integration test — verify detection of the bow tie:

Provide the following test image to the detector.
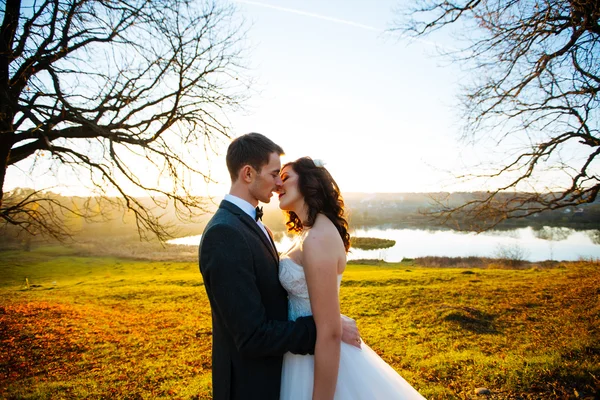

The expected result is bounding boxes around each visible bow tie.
[255,206,263,221]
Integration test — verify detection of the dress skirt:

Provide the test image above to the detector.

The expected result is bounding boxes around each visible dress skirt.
[280,341,426,399]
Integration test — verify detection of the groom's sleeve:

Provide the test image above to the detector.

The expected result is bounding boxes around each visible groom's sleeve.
[200,223,317,357]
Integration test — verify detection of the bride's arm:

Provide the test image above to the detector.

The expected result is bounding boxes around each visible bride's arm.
[303,228,342,400]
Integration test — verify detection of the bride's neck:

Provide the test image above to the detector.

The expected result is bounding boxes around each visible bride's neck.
[294,203,309,226]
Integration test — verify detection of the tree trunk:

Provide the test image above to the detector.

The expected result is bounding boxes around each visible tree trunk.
[0,137,10,207]
[0,0,20,208]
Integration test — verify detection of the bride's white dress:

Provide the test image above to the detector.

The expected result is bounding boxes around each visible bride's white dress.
[279,255,426,399]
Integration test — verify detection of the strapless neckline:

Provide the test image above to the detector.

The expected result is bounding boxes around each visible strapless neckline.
[280,255,343,276]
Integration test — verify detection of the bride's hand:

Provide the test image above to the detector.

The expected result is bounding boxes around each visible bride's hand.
[340,315,361,349]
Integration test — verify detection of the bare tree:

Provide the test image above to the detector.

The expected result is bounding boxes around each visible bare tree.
[394,0,599,230]
[1,0,249,240]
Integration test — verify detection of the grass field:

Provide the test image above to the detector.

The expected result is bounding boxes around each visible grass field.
[1,246,599,399]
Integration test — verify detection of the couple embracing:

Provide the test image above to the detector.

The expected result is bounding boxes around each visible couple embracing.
[199,133,425,399]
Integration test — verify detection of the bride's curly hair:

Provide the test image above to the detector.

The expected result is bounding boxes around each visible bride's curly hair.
[283,157,350,252]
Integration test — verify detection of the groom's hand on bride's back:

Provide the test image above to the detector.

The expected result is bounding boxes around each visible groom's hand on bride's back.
[340,315,362,349]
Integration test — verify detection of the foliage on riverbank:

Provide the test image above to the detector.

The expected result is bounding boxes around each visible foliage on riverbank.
[351,237,396,250]
[409,256,562,269]
[1,247,598,399]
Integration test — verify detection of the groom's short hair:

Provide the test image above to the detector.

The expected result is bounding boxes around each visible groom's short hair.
[226,132,284,181]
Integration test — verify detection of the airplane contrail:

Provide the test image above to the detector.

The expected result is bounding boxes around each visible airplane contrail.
[235,0,381,32]
[234,0,454,51]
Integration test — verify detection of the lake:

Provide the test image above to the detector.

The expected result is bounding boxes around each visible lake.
[168,226,600,262]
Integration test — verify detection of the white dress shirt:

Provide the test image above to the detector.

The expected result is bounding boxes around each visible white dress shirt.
[223,194,272,242]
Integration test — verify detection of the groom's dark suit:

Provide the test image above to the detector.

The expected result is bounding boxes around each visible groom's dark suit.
[199,200,317,400]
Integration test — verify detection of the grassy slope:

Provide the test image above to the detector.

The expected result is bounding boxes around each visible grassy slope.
[0,247,598,399]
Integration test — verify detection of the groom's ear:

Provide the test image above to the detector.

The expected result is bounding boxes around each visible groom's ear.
[240,165,255,183]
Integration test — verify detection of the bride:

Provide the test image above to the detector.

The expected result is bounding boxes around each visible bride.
[277,157,426,400]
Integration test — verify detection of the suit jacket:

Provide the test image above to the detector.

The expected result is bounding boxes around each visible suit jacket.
[199,200,317,400]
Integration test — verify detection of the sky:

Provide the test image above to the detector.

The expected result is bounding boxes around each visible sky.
[222,0,467,194]
[6,0,489,196]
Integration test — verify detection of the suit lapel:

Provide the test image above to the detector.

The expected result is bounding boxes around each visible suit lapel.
[263,224,280,264]
[264,225,278,253]
[220,201,279,264]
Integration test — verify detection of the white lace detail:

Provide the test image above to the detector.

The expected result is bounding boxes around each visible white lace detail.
[279,256,342,321]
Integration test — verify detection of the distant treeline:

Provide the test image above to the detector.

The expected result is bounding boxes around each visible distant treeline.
[265,192,600,232]
[2,190,599,248]
[0,189,218,246]
[340,192,600,231]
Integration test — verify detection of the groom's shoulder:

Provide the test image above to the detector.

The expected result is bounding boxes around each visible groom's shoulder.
[204,203,242,231]
[200,211,250,254]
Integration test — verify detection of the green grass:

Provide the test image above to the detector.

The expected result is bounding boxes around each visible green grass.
[1,246,599,399]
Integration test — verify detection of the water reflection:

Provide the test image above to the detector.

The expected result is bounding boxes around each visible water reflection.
[168,226,600,262]
[533,226,571,241]
[585,230,600,245]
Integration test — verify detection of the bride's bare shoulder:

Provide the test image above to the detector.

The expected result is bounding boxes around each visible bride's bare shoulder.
[304,214,341,244]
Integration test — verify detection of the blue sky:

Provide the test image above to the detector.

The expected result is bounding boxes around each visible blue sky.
[6,0,481,196]
[220,0,469,194]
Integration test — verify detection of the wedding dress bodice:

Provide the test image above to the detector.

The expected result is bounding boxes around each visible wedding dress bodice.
[279,256,343,321]
[278,240,426,400]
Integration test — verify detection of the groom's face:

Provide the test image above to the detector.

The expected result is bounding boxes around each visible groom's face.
[249,152,283,204]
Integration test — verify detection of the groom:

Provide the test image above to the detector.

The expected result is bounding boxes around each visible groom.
[199,133,360,400]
